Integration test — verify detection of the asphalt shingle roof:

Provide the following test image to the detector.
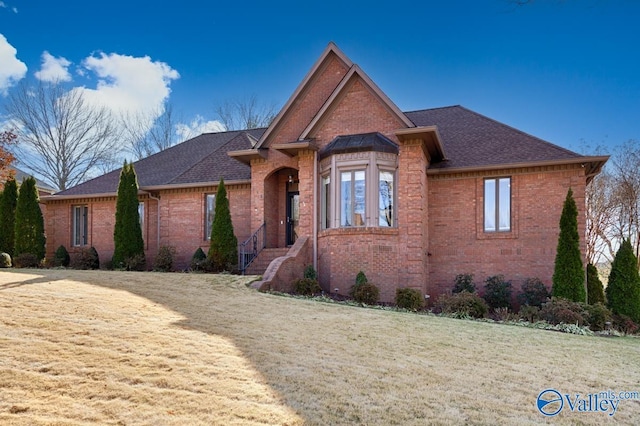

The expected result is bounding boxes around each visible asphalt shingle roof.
[405,105,582,171]
[55,105,586,197]
[56,128,264,196]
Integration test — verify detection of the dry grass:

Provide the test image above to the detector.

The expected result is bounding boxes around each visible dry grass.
[1,269,639,425]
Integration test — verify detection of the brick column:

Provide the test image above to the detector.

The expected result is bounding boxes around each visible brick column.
[397,138,429,293]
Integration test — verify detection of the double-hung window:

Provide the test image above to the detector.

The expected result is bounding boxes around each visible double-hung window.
[484,177,511,232]
[72,205,88,246]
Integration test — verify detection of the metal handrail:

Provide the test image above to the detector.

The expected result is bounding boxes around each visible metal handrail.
[238,222,266,274]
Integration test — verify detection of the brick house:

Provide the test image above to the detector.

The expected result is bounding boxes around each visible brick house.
[43,43,607,303]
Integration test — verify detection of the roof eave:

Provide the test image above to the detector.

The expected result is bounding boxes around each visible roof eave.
[426,156,610,178]
[395,126,446,162]
[271,141,318,157]
[228,148,268,165]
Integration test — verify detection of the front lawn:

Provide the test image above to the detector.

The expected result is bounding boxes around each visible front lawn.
[0,269,638,425]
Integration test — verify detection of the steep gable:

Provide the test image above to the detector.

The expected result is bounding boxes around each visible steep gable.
[257,43,352,147]
[303,66,413,149]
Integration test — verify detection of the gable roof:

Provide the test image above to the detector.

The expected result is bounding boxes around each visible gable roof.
[53,128,264,198]
[405,106,607,176]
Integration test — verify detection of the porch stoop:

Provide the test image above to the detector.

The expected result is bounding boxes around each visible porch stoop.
[244,248,290,275]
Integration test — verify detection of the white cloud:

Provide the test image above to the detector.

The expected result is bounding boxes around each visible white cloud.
[76,52,179,122]
[176,115,225,140]
[0,33,27,95]
[34,51,72,82]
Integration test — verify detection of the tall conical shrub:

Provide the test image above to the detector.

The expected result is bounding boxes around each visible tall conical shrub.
[112,161,145,269]
[207,178,237,272]
[0,177,18,256]
[14,176,45,261]
[552,188,586,302]
[586,263,606,305]
[606,239,640,323]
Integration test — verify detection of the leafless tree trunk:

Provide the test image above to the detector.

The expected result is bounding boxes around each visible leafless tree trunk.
[611,140,640,263]
[122,102,178,160]
[585,170,617,264]
[215,95,277,131]
[3,81,121,191]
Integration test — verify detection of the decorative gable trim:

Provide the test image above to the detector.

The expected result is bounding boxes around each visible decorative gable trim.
[300,65,414,139]
[255,42,353,149]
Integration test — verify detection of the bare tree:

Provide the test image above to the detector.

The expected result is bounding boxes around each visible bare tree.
[122,102,178,160]
[610,140,640,262]
[3,81,121,191]
[215,95,278,131]
[585,169,617,264]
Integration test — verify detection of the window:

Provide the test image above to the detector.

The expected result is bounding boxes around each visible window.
[340,170,365,226]
[379,170,394,227]
[205,194,216,239]
[321,175,331,229]
[138,202,145,238]
[72,205,88,246]
[484,177,511,232]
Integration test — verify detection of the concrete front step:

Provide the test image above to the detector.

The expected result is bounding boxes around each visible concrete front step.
[245,248,290,275]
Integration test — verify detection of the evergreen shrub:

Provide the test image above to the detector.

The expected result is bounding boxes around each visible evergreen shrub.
[395,288,424,310]
[452,273,476,293]
[482,275,512,310]
[435,292,488,318]
[54,245,71,267]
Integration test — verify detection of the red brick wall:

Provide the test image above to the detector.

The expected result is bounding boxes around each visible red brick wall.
[312,78,405,149]
[269,54,349,144]
[427,166,587,303]
[44,184,252,270]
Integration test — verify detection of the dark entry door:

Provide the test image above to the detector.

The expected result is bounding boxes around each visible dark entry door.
[286,192,299,246]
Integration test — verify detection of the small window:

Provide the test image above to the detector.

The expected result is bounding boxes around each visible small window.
[379,170,394,227]
[72,205,88,246]
[340,170,366,227]
[205,194,216,239]
[321,175,331,229]
[138,202,145,238]
[484,177,511,232]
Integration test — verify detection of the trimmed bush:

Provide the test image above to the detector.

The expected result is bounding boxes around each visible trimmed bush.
[0,177,18,256]
[154,245,175,272]
[583,303,612,332]
[606,239,640,323]
[14,253,40,268]
[207,178,238,272]
[539,298,588,326]
[518,305,540,323]
[395,288,424,310]
[72,247,100,270]
[349,271,379,305]
[112,161,145,270]
[14,176,45,261]
[482,275,512,310]
[586,263,606,305]
[0,252,11,268]
[293,278,322,296]
[54,245,71,267]
[190,247,207,271]
[304,265,318,280]
[612,314,639,335]
[452,273,476,294]
[435,292,488,318]
[517,278,550,307]
[552,188,585,302]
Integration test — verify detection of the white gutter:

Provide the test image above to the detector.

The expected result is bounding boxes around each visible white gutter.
[313,150,318,272]
[147,192,161,252]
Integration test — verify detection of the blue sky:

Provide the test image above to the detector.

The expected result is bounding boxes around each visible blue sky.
[1,0,639,157]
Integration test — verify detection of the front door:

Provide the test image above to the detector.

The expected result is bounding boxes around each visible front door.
[286,191,299,246]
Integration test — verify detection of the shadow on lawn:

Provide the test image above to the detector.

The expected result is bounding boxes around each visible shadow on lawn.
[0,269,64,291]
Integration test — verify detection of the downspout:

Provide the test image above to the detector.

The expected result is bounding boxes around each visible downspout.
[148,192,161,254]
[313,150,318,272]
